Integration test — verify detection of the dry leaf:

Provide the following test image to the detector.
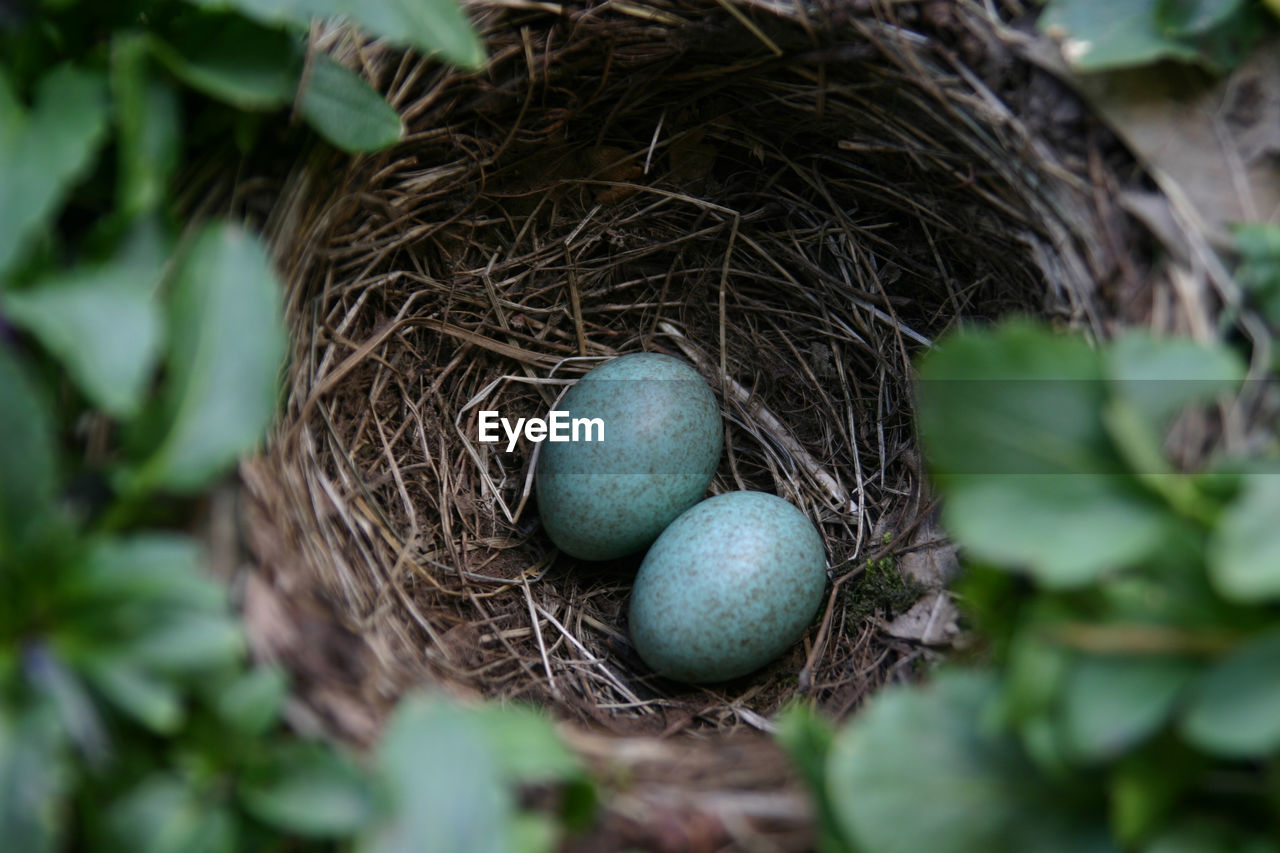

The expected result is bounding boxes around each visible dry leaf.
[1026,37,1280,237]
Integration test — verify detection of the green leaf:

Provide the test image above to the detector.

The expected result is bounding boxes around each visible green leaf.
[1154,0,1248,36]
[181,0,486,69]
[916,320,1114,478]
[70,534,224,611]
[0,345,59,558]
[240,742,375,837]
[467,703,578,784]
[1110,744,1203,846]
[109,775,237,853]
[826,670,1022,853]
[0,703,71,853]
[1144,818,1279,853]
[131,222,286,493]
[1104,331,1244,429]
[112,34,182,219]
[1232,223,1280,325]
[3,253,165,419]
[122,613,244,673]
[999,637,1076,774]
[460,703,592,830]
[215,667,287,735]
[939,473,1173,587]
[506,812,557,853]
[1181,630,1280,758]
[300,55,403,152]
[359,692,510,853]
[775,703,849,853]
[0,66,110,278]
[1100,399,1215,523]
[25,646,108,765]
[151,15,301,110]
[1061,656,1196,762]
[918,321,1177,584]
[1208,473,1280,602]
[82,656,184,733]
[1039,0,1200,70]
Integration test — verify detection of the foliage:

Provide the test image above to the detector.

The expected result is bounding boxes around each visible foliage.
[841,555,923,626]
[1232,223,1280,357]
[1038,0,1273,72]
[0,1,588,851]
[780,318,1280,851]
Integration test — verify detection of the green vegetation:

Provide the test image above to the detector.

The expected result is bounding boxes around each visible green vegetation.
[1039,0,1274,72]
[0,2,586,851]
[6,0,1280,850]
[779,10,1280,845]
[780,318,1280,852]
[843,555,923,627]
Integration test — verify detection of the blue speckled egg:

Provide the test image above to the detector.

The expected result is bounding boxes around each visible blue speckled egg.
[536,352,722,560]
[628,491,827,683]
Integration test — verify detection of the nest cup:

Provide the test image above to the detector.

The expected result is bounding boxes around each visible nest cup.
[242,0,1134,843]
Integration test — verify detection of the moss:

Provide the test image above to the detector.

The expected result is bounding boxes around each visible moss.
[844,554,925,626]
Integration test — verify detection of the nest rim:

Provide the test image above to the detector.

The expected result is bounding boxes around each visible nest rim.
[233,0,1165,846]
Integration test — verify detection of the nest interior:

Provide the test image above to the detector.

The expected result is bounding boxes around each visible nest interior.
[242,0,1135,774]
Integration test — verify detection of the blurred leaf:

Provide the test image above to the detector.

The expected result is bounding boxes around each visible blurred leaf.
[215,666,287,735]
[1144,818,1280,853]
[131,222,286,493]
[151,15,301,110]
[1154,0,1249,35]
[1233,223,1280,326]
[468,703,578,784]
[1110,745,1203,846]
[918,321,1175,584]
[122,612,244,673]
[826,670,1022,853]
[1233,222,1280,279]
[999,637,1071,725]
[70,534,224,611]
[0,703,70,853]
[1061,656,1196,762]
[1103,331,1244,429]
[0,65,110,278]
[360,692,510,853]
[1038,0,1259,72]
[299,55,403,152]
[2,252,165,419]
[240,742,375,837]
[916,320,1114,478]
[775,703,849,853]
[1181,630,1280,758]
[108,774,236,853]
[1207,474,1280,602]
[830,670,1114,852]
[82,656,184,733]
[112,33,181,219]
[464,703,592,831]
[1101,399,1193,516]
[506,812,557,853]
[939,473,1173,587]
[1039,0,1199,70]
[0,345,59,559]
[1182,3,1270,71]
[25,645,109,766]
[181,0,486,69]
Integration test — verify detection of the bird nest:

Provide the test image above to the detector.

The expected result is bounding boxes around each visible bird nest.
[239,1,1145,847]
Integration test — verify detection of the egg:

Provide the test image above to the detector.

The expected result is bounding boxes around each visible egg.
[536,352,722,560]
[628,491,827,683]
